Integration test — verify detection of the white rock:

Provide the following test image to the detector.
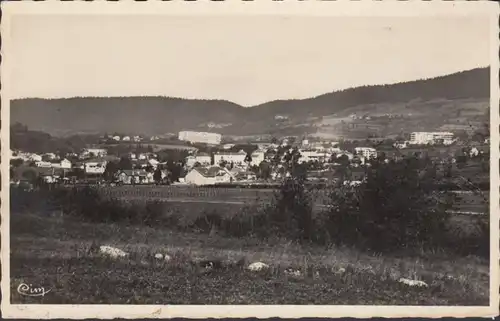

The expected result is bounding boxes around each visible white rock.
[398,278,428,287]
[99,245,128,259]
[247,262,269,271]
[284,268,302,277]
[337,267,346,274]
[154,253,164,260]
[163,254,172,262]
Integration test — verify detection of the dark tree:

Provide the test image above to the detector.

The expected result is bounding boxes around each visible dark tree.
[10,159,24,168]
[153,167,163,184]
[104,161,119,182]
[258,161,272,180]
[21,169,37,184]
[117,156,133,170]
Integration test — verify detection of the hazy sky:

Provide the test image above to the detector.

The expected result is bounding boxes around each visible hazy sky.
[10,15,490,106]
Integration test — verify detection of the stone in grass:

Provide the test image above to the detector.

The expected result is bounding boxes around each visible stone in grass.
[284,268,302,277]
[398,278,428,288]
[99,245,128,259]
[154,253,172,262]
[247,262,269,272]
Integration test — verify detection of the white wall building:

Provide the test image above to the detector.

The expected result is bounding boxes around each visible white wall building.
[354,147,378,159]
[410,132,454,145]
[51,159,72,169]
[298,150,329,163]
[185,166,233,186]
[84,161,107,174]
[35,161,52,168]
[185,153,212,167]
[83,148,108,157]
[214,150,247,165]
[178,131,222,145]
[250,150,266,166]
[29,154,43,162]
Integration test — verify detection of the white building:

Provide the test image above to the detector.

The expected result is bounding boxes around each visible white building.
[250,150,266,166]
[178,131,222,145]
[298,150,328,163]
[354,147,378,159]
[410,132,454,145]
[185,166,234,186]
[43,153,57,160]
[112,136,121,141]
[83,148,108,157]
[35,161,52,168]
[185,153,212,167]
[29,154,43,162]
[122,136,131,141]
[84,161,107,174]
[214,150,247,166]
[51,158,72,169]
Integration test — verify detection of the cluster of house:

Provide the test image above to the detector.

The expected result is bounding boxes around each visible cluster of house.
[105,135,144,142]
[10,147,170,185]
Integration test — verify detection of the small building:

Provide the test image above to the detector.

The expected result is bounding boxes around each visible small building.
[84,159,108,174]
[82,148,108,158]
[51,158,72,169]
[34,161,52,168]
[29,154,43,162]
[354,147,377,159]
[250,150,265,166]
[116,169,154,185]
[122,136,131,142]
[185,166,234,186]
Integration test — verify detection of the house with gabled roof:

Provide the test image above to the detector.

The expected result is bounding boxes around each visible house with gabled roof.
[185,166,234,186]
[115,169,154,185]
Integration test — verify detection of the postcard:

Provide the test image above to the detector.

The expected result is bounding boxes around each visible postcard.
[1,0,499,318]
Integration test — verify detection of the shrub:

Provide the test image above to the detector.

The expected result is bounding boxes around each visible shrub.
[324,157,453,253]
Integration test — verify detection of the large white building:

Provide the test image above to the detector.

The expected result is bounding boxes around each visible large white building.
[410,132,454,145]
[178,131,222,145]
[354,147,378,159]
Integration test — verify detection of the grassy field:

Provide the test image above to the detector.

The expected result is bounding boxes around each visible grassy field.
[10,212,489,305]
[99,185,489,215]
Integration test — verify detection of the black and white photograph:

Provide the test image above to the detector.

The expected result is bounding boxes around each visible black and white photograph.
[1,1,498,318]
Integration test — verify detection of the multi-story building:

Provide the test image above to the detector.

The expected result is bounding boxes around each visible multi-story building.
[214,150,247,166]
[410,132,454,145]
[354,147,377,159]
[178,131,222,145]
[185,153,212,167]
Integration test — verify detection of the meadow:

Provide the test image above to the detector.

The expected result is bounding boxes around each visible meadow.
[10,212,489,305]
[9,176,490,305]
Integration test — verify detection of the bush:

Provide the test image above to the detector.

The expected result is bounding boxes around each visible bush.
[324,157,453,253]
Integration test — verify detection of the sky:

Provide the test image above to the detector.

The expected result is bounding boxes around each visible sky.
[9,15,491,107]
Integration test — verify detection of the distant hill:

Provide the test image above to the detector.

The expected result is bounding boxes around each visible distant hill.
[11,67,490,139]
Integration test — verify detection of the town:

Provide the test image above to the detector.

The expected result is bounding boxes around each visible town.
[10,125,490,190]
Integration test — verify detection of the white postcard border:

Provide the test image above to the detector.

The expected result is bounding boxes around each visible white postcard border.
[1,0,499,319]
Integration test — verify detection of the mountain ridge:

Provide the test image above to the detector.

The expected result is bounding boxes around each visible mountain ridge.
[11,67,490,138]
